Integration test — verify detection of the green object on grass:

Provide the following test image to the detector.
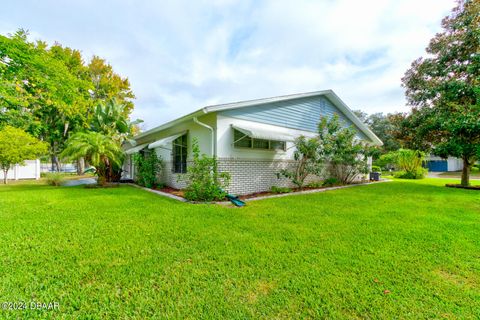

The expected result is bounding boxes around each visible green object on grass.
[84,167,96,174]
[226,194,245,207]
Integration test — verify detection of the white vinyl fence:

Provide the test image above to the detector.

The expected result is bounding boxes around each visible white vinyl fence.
[0,159,41,180]
[40,162,77,173]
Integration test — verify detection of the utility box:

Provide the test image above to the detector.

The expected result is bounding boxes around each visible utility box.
[370,172,381,181]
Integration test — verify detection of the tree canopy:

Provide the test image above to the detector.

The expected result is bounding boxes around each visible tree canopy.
[401,0,480,186]
[0,29,136,171]
[353,110,401,155]
[0,126,48,183]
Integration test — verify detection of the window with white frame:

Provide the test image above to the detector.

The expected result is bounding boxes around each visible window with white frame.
[172,134,187,173]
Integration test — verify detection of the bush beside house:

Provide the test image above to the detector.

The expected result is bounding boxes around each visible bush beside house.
[133,151,163,188]
[279,115,372,188]
[182,139,230,202]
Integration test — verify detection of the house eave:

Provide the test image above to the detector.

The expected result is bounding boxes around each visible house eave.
[133,108,207,140]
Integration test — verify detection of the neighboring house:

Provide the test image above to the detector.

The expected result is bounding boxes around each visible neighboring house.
[427,156,463,172]
[0,159,41,181]
[123,90,382,195]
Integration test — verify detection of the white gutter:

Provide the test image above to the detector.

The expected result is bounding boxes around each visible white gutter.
[193,117,215,156]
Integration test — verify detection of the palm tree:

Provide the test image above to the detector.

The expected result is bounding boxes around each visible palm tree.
[61,131,123,185]
[84,99,142,180]
[73,99,142,176]
[91,98,143,143]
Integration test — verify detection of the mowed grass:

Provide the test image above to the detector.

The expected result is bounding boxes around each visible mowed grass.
[0,179,479,319]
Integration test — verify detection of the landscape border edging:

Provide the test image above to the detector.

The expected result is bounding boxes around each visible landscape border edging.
[242,180,391,202]
[127,180,392,204]
[127,183,188,202]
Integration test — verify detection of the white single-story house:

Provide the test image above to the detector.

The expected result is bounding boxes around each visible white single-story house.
[427,156,464,172]
[0,159,41,181]
[123,90,382,195]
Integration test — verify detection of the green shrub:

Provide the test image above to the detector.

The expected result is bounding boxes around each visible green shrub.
[380,149,427,179]
[271,186,292,194]
[183,138,230,202]
[394,168,428,179]
[318,115,371,185]
[371,165,382,173]
[277,136,322,189]
[471,165,479,173]
[322,177,341,187]
[375,154,396,171]
[45,172,67,186]
[305,181,323,188]
[133,151,163,188]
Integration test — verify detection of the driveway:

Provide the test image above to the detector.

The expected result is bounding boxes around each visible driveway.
[428,171,480,180]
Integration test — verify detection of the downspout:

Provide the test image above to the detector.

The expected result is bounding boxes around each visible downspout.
[193,117,215,157]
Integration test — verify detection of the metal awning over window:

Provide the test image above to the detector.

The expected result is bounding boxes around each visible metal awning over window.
[148,131,187,149]
[231,124,295,142]
[125,143,149,155]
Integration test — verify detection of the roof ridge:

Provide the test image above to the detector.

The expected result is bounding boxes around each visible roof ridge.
[204,90,332,110]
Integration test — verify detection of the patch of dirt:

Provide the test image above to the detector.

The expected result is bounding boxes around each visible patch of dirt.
[245,280,276,304]
[434,269,478,288]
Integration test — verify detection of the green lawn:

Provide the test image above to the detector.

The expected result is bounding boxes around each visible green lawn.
[0,179,479,319]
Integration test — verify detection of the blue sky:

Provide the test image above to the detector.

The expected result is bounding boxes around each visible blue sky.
[1,0,455,130]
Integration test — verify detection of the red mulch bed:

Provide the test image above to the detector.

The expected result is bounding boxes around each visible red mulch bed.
[151,181,375,201]
[154,186,185,197]
[445,184,480,190]
[237,185,346,200]
[238,191,274,200]
[153,186,338,201]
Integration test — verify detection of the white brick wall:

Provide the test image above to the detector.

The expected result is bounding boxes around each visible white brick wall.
[157,158,323,195]
[217,158,323,195]
[158,161,187,189]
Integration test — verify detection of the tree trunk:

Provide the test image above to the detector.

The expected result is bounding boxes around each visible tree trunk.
[461,157,470,187]
[77,157,85,175]
[51,155,56,172]
[54,156,61,172]
[51,155,61,172]
[3,169,8,184]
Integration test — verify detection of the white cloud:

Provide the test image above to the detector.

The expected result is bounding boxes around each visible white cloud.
[0,0,455,129]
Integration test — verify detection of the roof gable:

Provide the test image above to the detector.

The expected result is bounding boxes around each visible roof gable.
[134,90,382,145]
[218,95,369,140]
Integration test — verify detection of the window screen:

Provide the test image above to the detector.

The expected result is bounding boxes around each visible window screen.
[233,129,286,151]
